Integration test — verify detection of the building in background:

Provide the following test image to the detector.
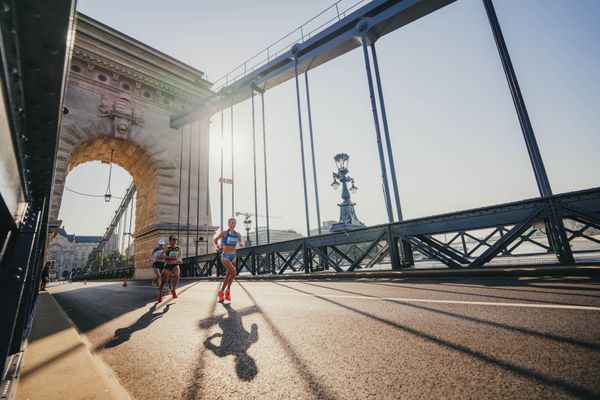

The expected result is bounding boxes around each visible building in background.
[48,227,101,278]
[309,220,337,236]
[250,226,304,246]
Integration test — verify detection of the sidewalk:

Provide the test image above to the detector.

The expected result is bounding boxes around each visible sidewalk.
[14,292,130,400]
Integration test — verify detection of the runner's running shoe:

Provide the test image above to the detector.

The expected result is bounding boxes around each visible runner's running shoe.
[171,289,177,299]
[156,293,162,303]
[225,290,231,301]
[218,290,225,302]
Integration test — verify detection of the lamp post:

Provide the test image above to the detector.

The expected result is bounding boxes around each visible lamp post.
[330,153,365,232]
[104,149,114,203]
[243,216,252,245]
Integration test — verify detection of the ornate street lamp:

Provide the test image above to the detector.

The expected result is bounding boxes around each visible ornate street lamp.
[104,149,114,202]
[243,216,252,244]
[330,153,365,232]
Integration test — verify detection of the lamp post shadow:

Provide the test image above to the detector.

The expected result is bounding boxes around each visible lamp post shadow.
[203,303,259,381]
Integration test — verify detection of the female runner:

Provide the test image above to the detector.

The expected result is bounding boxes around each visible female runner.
[213,217,244,301]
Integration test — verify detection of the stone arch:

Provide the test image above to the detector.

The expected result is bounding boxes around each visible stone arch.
[67,136,159,232]
[50,117,184,273]
[50,119,180,229]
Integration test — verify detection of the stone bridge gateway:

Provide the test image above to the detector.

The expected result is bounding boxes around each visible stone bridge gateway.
[49,14,217,277]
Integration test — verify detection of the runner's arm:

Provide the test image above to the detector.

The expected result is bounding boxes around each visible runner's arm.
[213,231,225,251]
[159,248,169,262]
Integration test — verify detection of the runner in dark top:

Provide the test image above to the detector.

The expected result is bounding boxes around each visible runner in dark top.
[156,235,183,302]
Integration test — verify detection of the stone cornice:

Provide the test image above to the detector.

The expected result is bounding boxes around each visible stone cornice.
[77,13,209,84]
[71,48,205,104]
[73,13,215,105]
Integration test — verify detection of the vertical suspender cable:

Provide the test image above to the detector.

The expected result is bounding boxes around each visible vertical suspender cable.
[482,0,573,264]
[206,120,211,253]
[260,92,270,243]
[195,120,201,257]
[360,28,393,223]
[231,99,235,217]
[177,127,184,238]
[370,42,414,266]
[127,195,133,258]
[304,71,322,235]
[220,100,224,232]
[186,124,192,257]
[293,55,311,237]
[251,88,259,245]
[122,205,128,255]
[120,215,125,257]
[370,43,403,221]
[482,0,551,197]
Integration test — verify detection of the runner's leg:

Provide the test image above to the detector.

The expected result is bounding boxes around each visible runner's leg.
[158,269,170,296]
[219,258,233,292]
[172,266,180,291]
[226,258,237,290]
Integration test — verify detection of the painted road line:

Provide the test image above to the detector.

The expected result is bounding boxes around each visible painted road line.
[263,291,600,311]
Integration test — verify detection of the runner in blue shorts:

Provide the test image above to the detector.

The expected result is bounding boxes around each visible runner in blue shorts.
[150,239,165,288]
[213,217,244,302]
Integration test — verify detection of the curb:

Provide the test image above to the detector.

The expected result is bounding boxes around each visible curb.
[179,264,600,281]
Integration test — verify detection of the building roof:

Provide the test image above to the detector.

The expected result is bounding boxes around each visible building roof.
[58,227,102,244]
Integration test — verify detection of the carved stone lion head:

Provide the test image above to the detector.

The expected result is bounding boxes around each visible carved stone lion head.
[114,116,130,139]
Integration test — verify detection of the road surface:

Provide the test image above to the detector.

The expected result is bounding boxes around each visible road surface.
[49,275,600,399]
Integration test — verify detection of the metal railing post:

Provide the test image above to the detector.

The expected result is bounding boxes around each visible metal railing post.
[387,225,402,270]
[303,240,310,274]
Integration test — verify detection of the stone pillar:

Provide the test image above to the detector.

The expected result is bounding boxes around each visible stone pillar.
[132,115,216,280]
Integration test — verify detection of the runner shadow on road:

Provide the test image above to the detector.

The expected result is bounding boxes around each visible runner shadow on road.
[104,303,171,348]
[201,303,259,381]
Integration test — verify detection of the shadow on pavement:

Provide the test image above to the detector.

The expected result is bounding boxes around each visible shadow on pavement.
[237,283,338,400]
[51,280,195,333]
[201,303,259,381]
[367,281,599,305]
[303,281,600,351]
[103,303,171,349]
[274,281,598,399]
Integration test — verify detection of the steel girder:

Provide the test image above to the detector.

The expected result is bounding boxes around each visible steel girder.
[171,0,456,127]
[181,188,600,273]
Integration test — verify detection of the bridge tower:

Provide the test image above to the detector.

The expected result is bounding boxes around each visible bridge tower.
[49,14,216,278]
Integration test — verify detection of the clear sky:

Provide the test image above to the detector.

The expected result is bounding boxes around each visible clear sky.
[60,0,600,236]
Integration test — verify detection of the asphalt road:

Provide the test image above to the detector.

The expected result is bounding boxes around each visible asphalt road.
[49,275,600,399]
